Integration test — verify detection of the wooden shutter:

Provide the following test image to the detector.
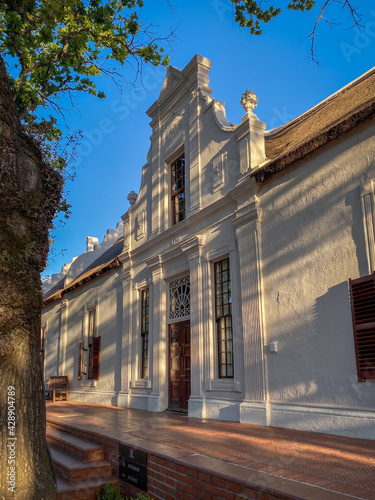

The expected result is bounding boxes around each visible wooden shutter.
[78,341,84,380]
[349,274,375,380]
[90,336,101,380]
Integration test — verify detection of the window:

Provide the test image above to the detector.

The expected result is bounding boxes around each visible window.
[349,273,375,381]
[78,341,85,381]
[141,289,150,379]
[87,308,101,380]
[40,324,46,372]
[171,154,185,225]
[169,275,190,321]
[214,258,233,378]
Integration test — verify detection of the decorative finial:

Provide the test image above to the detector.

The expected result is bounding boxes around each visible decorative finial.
[241,89,258,114]
[127,191,137,207]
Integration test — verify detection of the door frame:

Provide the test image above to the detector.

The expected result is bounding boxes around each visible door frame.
[168,320,191,411]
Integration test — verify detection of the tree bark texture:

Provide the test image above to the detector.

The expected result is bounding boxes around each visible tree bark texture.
[0,55,62,499]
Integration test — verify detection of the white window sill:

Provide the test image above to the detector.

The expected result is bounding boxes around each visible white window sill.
[80,380,97,389]
[130,379,152,390]
[204,379,241,393]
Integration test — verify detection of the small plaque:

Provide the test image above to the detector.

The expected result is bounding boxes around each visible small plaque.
[119,445,147,491]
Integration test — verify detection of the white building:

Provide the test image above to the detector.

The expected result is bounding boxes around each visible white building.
[42,55,375,440]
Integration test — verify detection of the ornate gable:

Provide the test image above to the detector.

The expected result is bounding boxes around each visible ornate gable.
[158,66,184,103]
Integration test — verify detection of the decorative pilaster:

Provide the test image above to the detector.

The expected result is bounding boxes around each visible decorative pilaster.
[119,270,133,403]
[113,279,124,399]
[188,90,201,215]
[180,235,206,412]
[187,56,211,215]
[146,255,167,411]
[121,211,131,252]
[151,122,162,237]
[360,180,375,274]
[232,179,266,413]
[236,90,266,176]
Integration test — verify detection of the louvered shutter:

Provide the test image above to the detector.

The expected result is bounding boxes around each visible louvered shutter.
[78,341,84,380]
[90,336,101,380]
[349,274,375,380]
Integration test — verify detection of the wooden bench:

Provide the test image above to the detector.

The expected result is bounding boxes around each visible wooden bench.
[45,376,69,402]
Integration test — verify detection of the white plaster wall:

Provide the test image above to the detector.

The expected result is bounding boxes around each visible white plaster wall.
[42,268,124,405]
[260,122,375,421]
[42,302,61,384]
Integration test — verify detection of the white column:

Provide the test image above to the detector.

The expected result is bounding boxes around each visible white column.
[361,180,375,274]
[188,90,201,215]
[150,123,162,237]
[181,235,206,417]
[117,269,132,407]
[113,279,124,401]
[231,177,267,425]
[146,255,167,412]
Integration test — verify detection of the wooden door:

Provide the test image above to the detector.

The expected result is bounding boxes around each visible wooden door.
[169,321,190,410]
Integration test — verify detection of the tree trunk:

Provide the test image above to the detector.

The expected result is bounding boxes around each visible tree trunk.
[0,54,62,499]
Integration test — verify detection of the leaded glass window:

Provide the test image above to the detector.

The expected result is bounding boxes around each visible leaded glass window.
[169,275,190,320]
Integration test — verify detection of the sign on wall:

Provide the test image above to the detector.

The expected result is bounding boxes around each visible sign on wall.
[119,444,147,491]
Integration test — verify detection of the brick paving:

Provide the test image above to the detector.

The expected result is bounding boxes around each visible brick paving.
[46,402,375,499]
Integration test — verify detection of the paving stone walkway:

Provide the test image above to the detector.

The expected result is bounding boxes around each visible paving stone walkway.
[46,402,375,500]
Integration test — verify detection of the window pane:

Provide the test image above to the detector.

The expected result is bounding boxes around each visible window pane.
[171,154,185,225]
[141,289,150,378]
[215,258,234,378]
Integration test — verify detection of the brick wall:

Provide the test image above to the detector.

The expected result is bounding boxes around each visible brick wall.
[147,455,290,500]
[47,421,289,500]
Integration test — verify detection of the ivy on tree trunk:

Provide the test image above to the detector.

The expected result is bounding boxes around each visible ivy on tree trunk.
[0,54,62,499]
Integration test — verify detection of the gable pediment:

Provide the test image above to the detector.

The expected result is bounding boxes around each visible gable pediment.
[158,66,184,103]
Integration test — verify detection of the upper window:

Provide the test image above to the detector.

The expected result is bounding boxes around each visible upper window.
[141,289,150,379]
[214,258,233,378]
[171,154,185,225]
[349,273,375,381]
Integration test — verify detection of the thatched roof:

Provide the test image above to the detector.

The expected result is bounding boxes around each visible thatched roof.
[254,67,375,182]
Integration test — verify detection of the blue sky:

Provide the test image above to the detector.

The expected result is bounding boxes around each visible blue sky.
[44,0,374,280]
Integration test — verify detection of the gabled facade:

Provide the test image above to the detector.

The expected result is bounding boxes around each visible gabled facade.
[42,55,375,440]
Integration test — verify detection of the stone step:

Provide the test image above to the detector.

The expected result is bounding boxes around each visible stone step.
[50,447,112,482]
[57,474,119,500]
[47,426,104,461]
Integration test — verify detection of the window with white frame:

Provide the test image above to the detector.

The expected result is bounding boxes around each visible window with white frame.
[87,308,101,380]
[214,258,233,378]
[40,324,46,373]
[171,153,185,225]
[141,288,150,379]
